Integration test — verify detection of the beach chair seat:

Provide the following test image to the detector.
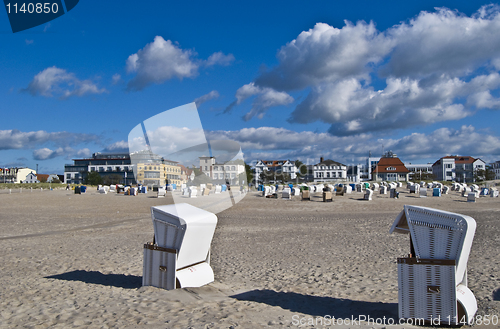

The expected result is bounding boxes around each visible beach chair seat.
[301,189,310,200]
[144,204,217,290]
[419,187,427,198]
[282,187,292,200]
[390,188,398,199]
[390,205,477,325]
[157,187,166,198]
[323,191,332,202]
[364,189,373,200]
[380,186,387,194]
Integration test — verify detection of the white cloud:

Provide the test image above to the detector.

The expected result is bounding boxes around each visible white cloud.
[205,52,235,67]
[229,83,294,120]
[207,125,500,163]
[194,90,219,107]
[25,39,34,45]
[33,147,72,160]
[126,36,236,91]
[126,36,199,91]
[112,73,122,85]
[102,140,129,153]
[23,66,107,98]
[232,5,500,134]
[0,129,100,150]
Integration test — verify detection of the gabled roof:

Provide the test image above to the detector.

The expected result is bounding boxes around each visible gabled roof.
[258,160,293,167]
[372,157,409,174]
[316,159,346,167]
[433,155,476,166]
[36,174,49,181]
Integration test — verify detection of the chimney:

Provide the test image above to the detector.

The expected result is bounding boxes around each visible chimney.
[320,157,324,163]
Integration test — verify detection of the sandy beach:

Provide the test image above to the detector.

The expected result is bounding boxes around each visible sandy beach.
[0,186,499,328]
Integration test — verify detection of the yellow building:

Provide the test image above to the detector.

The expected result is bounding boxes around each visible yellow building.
[136,159,182,186]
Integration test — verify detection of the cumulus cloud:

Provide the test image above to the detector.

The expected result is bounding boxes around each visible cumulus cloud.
[231,5,500,134]
[225,83,294,120]
[126,36,235,91]
[0,129,100,151]
[112,73,122,85]
[23,66,108,99]
[32,147,93,160]
[102,140,129,153]
[207,125,500,163]
[205,52,235,67]
[194,90,219,107]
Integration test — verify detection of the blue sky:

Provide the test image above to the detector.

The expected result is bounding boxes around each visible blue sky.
[2,0,500,174]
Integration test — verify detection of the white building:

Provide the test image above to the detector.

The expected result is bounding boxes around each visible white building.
[491,161,500,180]
[0,167,37,183]
[254,160,297,185]
[22,172,40,183]
[432,156,486,183]
[405,162,434,180]
[199,156,245,184]
[307,157,347,183]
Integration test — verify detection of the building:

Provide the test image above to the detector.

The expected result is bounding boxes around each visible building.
[491,161,500,180]
[307,157,347,183]
[0,167,36,183]
[346,165,362,182]
[432,156,486,183]
[199,156,246,184]
[22,172,40,183]
[254,160,297,185]
[404,162,434,180]
[135,159,182,186]
[363,155,381,180]
[64,153,135,185]
[371,152,409,181]
[178,164,195,183]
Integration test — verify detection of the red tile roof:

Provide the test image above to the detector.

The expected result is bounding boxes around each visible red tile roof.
[372,157,409,174]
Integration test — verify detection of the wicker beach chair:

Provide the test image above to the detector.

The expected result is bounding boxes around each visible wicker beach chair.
[390,205,477,325]
[143,204,217,290]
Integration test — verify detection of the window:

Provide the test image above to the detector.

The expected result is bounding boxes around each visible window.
[205,166,208,170]
[231,173,235,178]
[205,159,207,163]
[226,166,229,171]
[327,172,330,178]
[332,172,336,178]
[231,166,235,171]
[213,173,218,179]
[214,166,218,170]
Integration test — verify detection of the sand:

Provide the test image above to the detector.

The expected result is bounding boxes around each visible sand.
[0,186,499,328]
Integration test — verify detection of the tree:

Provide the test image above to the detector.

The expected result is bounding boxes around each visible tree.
[474,168,495,182]
[245,162,253,186]
[85,171,103,185]
[103,174,122,185]
[294,160,308,176]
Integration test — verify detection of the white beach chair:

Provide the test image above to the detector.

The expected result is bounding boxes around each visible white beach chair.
[356,184,362,193]
[390,205,477,325]
[372,183,379,191]
[282,187,292,200]
[479,188,489,196]
[419,187,427,198]
[467,192,476,202]
[157,187,166,198]
[490,187,499,197]
[364,189,373,201]
[144,204,217,290]
[442,186,449,194]
[380,186,387,194]
[263,186,271,197]
[189,187,198,198]
[390,188,398,199]
[344,185,353,194]
[215,185,222,194]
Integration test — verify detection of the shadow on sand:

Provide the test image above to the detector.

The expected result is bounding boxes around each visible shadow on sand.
[231,289,397,319]
[45,270,142,289]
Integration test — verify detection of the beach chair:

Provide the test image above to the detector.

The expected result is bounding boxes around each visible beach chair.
[432,188,441,197]
[215,185,222,194]
[157,187,166,198]
[263,186,271,197]
[390,188,398,199]
[372,183,379,191]
[189,187,198,198]
[442,186,449,194]
[282,187,292,200]
[419,187,427,198]
[143,204,217,290]
[301,189,310,201]
[390,205,477,325]
[344,185,353,194]
[467,192,476,202]
[323,191,332,202]
[490,187,499,197]
[479,188,489,196]
[364,189,373,200]
[380,186,387,194]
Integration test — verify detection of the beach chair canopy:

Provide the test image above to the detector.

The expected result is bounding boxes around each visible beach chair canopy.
[151,203,217,269]
[390,205,476,285]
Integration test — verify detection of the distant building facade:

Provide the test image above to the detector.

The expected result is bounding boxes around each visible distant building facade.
[254,160,297,185]
[371,152,409,181]
[404,163,434,180]
[0,167,36,183]
[199,156,246,184]
[64,153,135,185]
[23,172,39,183]
[432,156,486,183]
[307,157,347,183]
[491,161,500,180]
